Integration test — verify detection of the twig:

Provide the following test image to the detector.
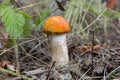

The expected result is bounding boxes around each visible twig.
[81,8,107,32]
[6,77,23,80]
[83,76,103,79]
[79,67,92,80]
[0,37,43,56]
[91,30,95,77]
[24,68,55,75]
[0,67,32,80]
[103,66,107,80]
[106,66,120,78]
[17,1,49,10]
[46,61,56,80]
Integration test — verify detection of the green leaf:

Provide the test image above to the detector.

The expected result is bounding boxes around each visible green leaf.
[103,10,111,18]
[21,12,33,36]
[112,11,120,18]
[0,6,25,38]
[23,20,34,37]
[40,9,50,17]
[21,12,31,19]
[37,19,46,28]
[34,9,50,27]
[68,0,72,2]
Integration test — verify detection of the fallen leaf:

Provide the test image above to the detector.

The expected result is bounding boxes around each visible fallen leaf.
[1,60,11,68]
[76,43,107,53]
[106,0,116,9]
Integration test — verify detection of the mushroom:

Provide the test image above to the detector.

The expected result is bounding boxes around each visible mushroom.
[42,16,70,66]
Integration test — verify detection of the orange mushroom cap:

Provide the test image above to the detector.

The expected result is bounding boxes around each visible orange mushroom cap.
[43,16,70,34]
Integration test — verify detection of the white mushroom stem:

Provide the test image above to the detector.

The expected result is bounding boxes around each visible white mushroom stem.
[50,34,69,66]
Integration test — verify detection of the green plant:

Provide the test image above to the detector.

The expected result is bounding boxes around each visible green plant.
[0,0,33,74]
[0,3,25,38]
[34,9,50,28]
[64,0,108,38]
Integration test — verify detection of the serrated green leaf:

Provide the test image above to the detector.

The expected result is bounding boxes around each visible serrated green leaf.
[23,20,34,37]
[0,6,25,38]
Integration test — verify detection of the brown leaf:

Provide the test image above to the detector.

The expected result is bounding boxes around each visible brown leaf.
[1,60,11,68]
[76,43,107,53]
[101,0,116,9]
[106,0,116,9]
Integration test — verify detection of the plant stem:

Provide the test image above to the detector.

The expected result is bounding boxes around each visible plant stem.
[13,39,20,74]
[0,67,32,80]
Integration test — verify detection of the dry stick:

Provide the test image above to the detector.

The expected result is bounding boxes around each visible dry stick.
[46,61,56,80]
[17,1,49,10]
[17,0,59,20]
[106,66,120,78]
[16,0,25,11]
[84,76,103,79]
[0,37,43,56]
[0,67,32,80]
[103,66,107,80]
[79,67,92,80]
[81,8,107,32]
[24,68,54,75]
[69,8,107,38]
[28,39,41,54]
[91,30,95,79]
[0,37,49,65]
[19,39,49,66]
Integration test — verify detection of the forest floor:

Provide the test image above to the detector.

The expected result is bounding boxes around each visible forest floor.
[0,0,120,79]
[0,18,120,80]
